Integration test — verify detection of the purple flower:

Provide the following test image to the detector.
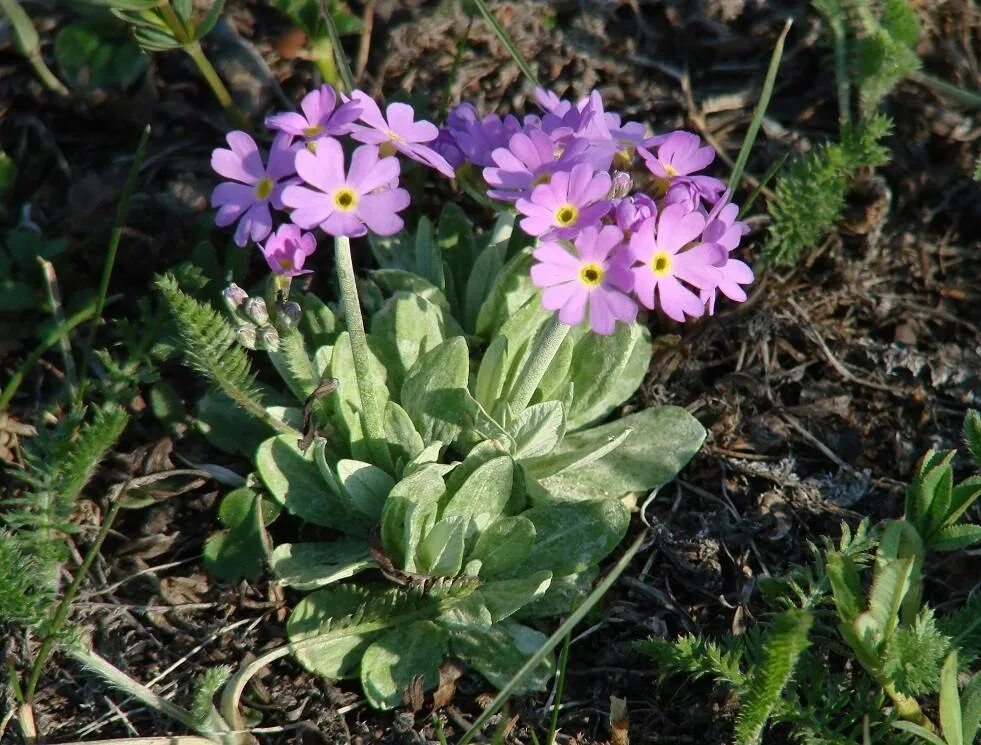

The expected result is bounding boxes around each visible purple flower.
[699,202,754,313]
[261,224,318,276]
[347,90,455,177]
[612,193,657,238]
[445,103,522,167]
[265,84,361,141]
[530,225,637,335]
[483,129,589,202]
[639,131,725,203]
[211,131,298,247]
[628,203,725,322]
[533,87,574,116]
[281,137,409,238]
[516,163,612,239]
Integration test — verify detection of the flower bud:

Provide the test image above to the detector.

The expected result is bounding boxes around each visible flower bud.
[223,283,249,314]
[277,300,302,330]
[256,325,280,351]
[609,171,633,200]
[236,324,257,350]
[243,297,268,326]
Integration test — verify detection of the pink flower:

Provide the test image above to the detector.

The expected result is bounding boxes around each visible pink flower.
[638,131,725,205]
[699,202,754,314]
[612,193,657,238]
[210,131,297,247]
[281,137,409,238]
[628,203,725,322]
[261,224,317,276]
[483,129,589,202]
[530,225,637,335]
[444,103,522,167]
[265,84,361,141]
[347,91,455,177]
[515,163,612,239]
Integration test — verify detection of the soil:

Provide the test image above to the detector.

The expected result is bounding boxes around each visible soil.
[1,1,979,744]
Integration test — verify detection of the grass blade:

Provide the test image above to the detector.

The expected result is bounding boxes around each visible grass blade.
[458,530,648,745]
[469,0,539,89]
[319,0,356,92]
[79,124,151,399]
[727,18,792,194]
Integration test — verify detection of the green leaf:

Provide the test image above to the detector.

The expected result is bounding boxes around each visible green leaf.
[480,570,551,622]
[193,0,224,39]
[474,335,509,413]
[400,336,470,445]
[944,476,981,529]
[172,0,192,22]
[891,722,948,745]
[370,291,447,392]
[469,515,536,578]
[965,409,981,467]
[413,216,444,289]
[269,540,374,590]
[371,269,453,311]
[336,459,394,520]
[866,557,914,645]
[380,464,445,563]
[962,672,981,745]
[300,292,338,348]
[508,401,565,459]
[563,322,652,430]
[930,524,981,552]
[532,406,706,502]
[256,434,366,532]
[383,401,425,468]
[475,249,537,338]
[940,651,964,745]
[514,568,599,620]
[417,516,467,576]
[734,609,813,745]
[923,465,954,538]
[361,621,448,709]
[442,455,513,528]
[329,331,390,461]
[826,551,864,622]
[286,585,382,681]
[519,500,630,576]
[450,621,555,694]
[0,280,35,311]
[464,241,506,333]
[203,488,275,582]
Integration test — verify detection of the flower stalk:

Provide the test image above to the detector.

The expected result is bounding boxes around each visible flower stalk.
[507,314,570,414]
[333,236,392,471]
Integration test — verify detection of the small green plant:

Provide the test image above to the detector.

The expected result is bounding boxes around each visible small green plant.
[762,0,920,265]
[269,0,362,86]
[638,411,981,744]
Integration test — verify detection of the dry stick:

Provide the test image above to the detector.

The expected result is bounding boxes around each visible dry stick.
[37,257,77,398]
[354,0,377,82]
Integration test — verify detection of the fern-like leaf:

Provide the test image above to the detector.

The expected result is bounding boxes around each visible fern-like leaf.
[964,409,981,468]
[882,608,951,696]
[155,273,294,435]
[190,665,232,733]
[734,609,814,745]
[0,533,50,628]
[636,633,748,689]
[939,591,981,669]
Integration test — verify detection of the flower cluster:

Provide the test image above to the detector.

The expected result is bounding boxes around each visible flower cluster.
[438,88,753,332]
[209,85,452,273]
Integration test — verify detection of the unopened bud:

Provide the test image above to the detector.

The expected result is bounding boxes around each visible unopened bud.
[277,300,302,330]
[256,325,280,351]
[609,171,633,200]
[223,283,248,314]
[243,297,268,326]
[236,324,257,350]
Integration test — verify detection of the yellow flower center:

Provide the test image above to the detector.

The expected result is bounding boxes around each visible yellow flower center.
[554,203,579,227]
[651,251,672,277]
[385,129,406,144]
[379,141,398,157]
[255,177,274,200]
[663,163,678,177]
[332,187,358,212]
[303,125,325,137]
[278,257,294,270]
[531,172,552,187]
[579,262,604,287]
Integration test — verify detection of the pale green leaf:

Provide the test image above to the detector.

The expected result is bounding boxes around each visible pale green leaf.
[480,570,551,622]
[336,459,394,520]
[519,500,630,575]
[361,621,448,709]
[269,541,374,590]
[469,515,536,578]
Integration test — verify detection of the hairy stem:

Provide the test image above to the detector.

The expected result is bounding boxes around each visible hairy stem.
[507,315,570,414]
[333,236,392,470]
[25,499,122,702]
[885,683,936,732]
[183,41,250,130]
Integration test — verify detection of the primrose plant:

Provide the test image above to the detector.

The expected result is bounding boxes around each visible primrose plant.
[159,82,753,710]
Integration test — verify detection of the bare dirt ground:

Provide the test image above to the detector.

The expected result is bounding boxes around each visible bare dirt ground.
[1,1,979,743]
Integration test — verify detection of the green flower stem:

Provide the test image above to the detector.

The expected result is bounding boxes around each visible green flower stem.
[310,37,340,88]
[507,314,570,414]
[157,3,248,130]
[885,683,936,731]
[24,499,123,703]
[334,236,392,470]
